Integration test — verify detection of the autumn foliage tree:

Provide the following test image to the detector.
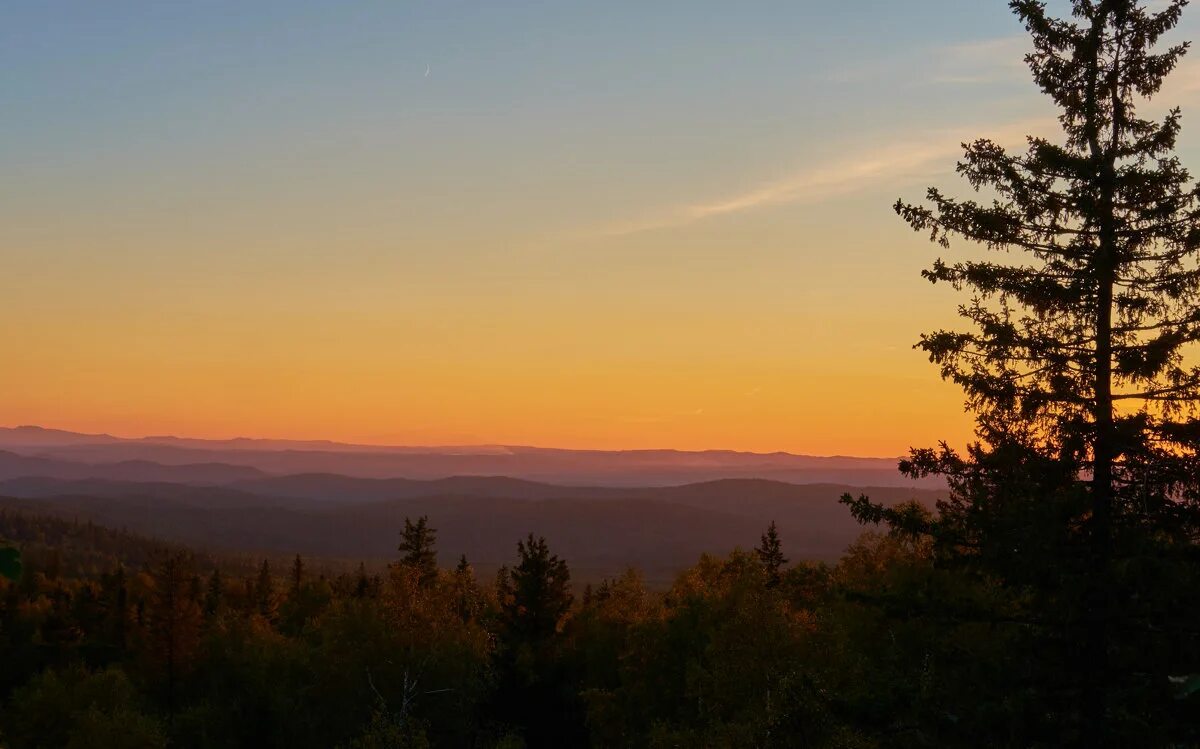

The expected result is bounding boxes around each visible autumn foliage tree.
[845,0,1200,744]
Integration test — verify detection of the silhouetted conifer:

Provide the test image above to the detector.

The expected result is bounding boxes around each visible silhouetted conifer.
[146,553,202,711]
[398,516,438,587]
[254,559,276,621]
[499,534,572,643]
[756,521,787,586]
[291,553,305,597]
[845,1,1200,743]
[354,562,371,599]
[204,568,223,617]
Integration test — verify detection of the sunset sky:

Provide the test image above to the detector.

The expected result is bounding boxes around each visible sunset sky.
[5,1,1200,455]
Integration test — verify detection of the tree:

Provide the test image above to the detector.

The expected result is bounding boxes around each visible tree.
[100,565,130,653]
[0,544,20,582]
[499,535,573,643]
[353,562,372,599]
[755,521,788,586]
[5,666,166,749]
[254,559,277,622]
[845,1,1200,744]
[291,554,306,598]
[398,517,438,587]
[451,555,481,623]
[493,535,580,747]
[204,569,224,618]
[144,554,202,712]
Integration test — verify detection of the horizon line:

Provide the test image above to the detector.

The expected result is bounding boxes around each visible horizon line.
[0,424,907,462]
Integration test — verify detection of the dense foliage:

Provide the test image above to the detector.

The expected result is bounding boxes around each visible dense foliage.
[0,508,1060,748]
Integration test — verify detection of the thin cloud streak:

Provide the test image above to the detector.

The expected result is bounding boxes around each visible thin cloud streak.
[827,35,1030,86]
[597,117,1055,237]
[592,40,1200,240]
[932,35,1031,84]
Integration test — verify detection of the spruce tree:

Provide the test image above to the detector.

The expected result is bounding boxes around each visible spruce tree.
[204,568,223,617]
[147,553,202,712]
[103,564,129,651]
[354,562,371,599]
[452,554,481,623]
[291,554,305,597]
[756,521,788,586]
[398,516,438,587]
[254,559,276,621]
[492,535,579,747]
[501,534,573,642]
[844,1,1200,744]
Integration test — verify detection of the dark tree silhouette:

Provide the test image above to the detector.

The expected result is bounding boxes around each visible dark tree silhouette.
[0,545,19,582]
[845,1,1200,744]
[254,559,276,621]
[146,553,202,712]
[101,564,129,653]
[498,534,573,642]
[756,520,787,586]
[353,561,371,599]
[203,568,223,617]
[398,515,438,587]
[290,553,305,597]
[493,535,579,748]
[451,554,482,623]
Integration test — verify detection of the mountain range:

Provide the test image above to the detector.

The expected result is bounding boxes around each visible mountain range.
[0,426,936,487]
[0,426,943,583]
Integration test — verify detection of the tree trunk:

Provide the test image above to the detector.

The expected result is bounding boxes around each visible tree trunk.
[1083,6,1120,744]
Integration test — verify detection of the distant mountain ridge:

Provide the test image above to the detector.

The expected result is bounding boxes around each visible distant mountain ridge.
[0,450,267,484]
[0,426,934,488]
[0,425,510,455]
[0,425,888,460]
[0,427,942,581]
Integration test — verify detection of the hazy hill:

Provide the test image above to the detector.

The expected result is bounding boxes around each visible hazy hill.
[0,450,268,484]
[0,477,939,584]
[0,425,505,454]
[0,425,123,448]
[228,473,616,503]
[0,477,317,509]
[0,427,942,581]
[0,426,936,488]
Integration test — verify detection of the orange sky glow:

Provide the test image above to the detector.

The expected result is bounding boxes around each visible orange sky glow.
[7,4,1199,457]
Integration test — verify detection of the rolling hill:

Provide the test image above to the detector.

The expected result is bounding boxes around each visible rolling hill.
[0,426,937,488]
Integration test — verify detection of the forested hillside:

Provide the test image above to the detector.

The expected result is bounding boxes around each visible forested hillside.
[0,510,1055,748]
[0,480,940,584]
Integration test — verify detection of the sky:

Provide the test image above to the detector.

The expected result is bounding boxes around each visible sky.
[4,1,1200,455]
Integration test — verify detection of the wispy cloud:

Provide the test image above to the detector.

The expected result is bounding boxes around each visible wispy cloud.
[596,117,1053,237]
[828,35,1030,87]
[591,31,1200,240]
[932,36,1031,85]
